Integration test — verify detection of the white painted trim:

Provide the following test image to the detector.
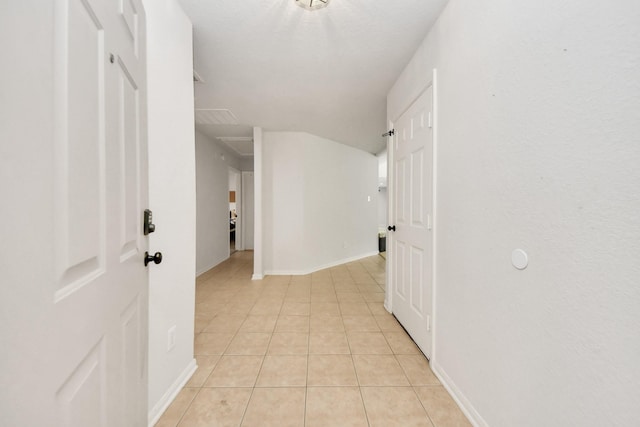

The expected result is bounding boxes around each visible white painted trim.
[383,298,392,314]
[384,120,394,315]
[264,251,380,277]
[229,166,242,252]
[430,360,488,427]
[195,254,229,277]
[431,68,439,363]
[251,273,264,280]
[147,358,197,427]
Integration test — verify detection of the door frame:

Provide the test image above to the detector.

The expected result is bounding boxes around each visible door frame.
[385,68,439,360]
[241,170,255,250]
[229,166,242,252]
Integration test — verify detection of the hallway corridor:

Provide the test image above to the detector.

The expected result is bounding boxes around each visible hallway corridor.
[156,252,470,427]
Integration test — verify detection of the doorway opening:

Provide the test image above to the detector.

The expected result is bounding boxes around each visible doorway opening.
[229,168,241,254]
[377,149,388,259]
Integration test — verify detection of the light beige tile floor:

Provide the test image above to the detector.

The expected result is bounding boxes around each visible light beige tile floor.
[156,252,471,427]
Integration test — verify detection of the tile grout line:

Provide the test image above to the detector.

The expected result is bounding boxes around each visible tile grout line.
[238,273,286,426]
[172,382,202,427]
[351,265,373,427]
[304,282,311,427]
[412,384,438,427]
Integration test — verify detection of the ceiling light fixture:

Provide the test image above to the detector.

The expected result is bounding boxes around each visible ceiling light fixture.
[295,0,330,11]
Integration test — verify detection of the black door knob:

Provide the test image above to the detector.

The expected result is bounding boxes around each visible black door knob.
[144,251,163,266]
[387,225,396,232]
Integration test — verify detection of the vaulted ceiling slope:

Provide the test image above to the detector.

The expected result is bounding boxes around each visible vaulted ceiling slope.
[178,0,448,154]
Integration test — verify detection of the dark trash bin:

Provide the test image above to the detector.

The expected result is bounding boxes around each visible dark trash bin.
[378,235,386,253]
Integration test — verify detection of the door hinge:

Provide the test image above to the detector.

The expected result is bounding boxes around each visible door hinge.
[382,129,395,137]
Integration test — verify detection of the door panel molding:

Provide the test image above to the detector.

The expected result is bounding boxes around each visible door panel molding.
[53,0,107,301]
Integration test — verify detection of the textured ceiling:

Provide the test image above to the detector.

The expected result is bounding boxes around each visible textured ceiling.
[178,0,448,154]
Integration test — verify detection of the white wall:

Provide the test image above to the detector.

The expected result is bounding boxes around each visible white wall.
[144,1,197,424]
[262,132,378,274]
[195,130,243,275]
[387,1,640,426]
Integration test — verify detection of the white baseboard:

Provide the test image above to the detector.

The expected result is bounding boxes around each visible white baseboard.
[264,251,380,276]
[383,298,392,313]
[251,273,264,280]
[430,360,488,427]
[148,358,197,427]
[196,255,228,277]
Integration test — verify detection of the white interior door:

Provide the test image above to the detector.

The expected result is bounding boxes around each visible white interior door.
[0,0,149,425]
[390,87,434,358]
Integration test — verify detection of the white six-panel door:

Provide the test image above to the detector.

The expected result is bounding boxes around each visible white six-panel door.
[0,0,148,425]
[390,87,434,358]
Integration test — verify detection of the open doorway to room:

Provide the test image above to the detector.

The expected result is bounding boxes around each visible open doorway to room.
[377,149,388,259]
[229,167,241,254]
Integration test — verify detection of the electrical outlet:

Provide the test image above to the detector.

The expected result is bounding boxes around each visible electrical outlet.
[167,325,176,351]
